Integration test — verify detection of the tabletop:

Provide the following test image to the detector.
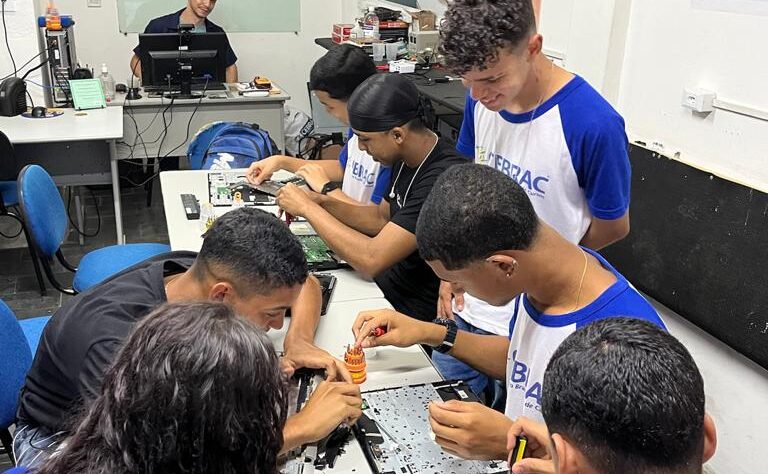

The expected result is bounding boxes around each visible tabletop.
[0,106,124,144]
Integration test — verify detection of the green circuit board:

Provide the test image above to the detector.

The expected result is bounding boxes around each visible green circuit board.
[298,235,333,264]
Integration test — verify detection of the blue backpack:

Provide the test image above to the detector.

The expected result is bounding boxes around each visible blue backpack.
[187,121,278,170]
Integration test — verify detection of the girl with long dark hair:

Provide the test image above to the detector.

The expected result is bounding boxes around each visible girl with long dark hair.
[37,302,288,474]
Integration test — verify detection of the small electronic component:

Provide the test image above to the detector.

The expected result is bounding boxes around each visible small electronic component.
[344,345,367,384]
[180,194,200,219]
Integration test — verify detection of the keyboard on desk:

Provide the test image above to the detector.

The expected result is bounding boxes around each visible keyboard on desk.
[143,82,227,93]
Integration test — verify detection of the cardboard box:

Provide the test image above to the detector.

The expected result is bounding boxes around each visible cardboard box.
[410,10,436,32]
[332,23,354,43]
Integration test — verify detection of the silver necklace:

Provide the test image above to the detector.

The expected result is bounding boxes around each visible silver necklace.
[389,132,439,208]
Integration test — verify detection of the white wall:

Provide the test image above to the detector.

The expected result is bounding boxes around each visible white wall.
[616,0,768,192]
[0,0,45,105]
[9,0,344,113]
[611,2,768,472]
[535,2,768,472]
[655,302,768,474]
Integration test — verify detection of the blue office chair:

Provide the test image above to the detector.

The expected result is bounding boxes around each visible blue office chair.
[0,131,46,295]
[17,165,171,295]
[0,299,50,464]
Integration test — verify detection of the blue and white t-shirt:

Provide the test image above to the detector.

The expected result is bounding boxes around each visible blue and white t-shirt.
[338,132,391,204]
[504,248,665,422]
[455,75,631,336]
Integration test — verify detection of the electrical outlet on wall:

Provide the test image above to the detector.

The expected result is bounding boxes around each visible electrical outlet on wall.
[87,0,102,7]
[682,87,716,113]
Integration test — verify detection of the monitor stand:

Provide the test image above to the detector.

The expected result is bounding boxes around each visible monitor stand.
[162,61,203,100]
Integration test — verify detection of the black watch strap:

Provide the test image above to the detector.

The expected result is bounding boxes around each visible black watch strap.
[321,181,341,195]
[432,318,458,354]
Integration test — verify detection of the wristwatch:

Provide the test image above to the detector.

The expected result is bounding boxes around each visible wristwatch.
[320,181,341,195]
[432,318,458,354]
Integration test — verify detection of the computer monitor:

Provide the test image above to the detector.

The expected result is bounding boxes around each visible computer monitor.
[138,30,228,98]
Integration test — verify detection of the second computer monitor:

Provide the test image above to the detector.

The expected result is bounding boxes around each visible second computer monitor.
[138,32,228,95]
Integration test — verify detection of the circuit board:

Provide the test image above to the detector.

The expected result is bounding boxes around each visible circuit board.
[207,171,275,206]
[297,235,344,270]
[356,381,509,474]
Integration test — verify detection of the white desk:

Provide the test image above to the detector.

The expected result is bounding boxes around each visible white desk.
[111,85,291,161]
[160,169,442,473]
[0,107,128,244]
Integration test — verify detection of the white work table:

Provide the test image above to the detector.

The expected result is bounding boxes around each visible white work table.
[160,169,443,473]
[0,107,128,243]
[111,84,291,159]
[0,107,124,143]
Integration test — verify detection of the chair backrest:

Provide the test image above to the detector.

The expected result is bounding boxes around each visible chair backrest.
[0,299,33,429]
[17,165,68,258]
[0,130,16,181]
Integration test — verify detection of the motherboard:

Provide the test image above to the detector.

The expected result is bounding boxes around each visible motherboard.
[207,171,306,207]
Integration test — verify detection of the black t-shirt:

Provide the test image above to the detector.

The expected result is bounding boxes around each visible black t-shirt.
[17,252,196,431]
[132,9,238,67]
[374,139,469,321]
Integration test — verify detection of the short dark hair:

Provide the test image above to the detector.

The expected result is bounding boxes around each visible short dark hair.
[39,302,288,474]
[440,0,537,75]
[543,318,706,474]
[416,164,539,270]
[197,207,307,295]
[309,44,378,100]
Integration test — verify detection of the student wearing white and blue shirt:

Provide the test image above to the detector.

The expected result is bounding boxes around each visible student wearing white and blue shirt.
[352,165,665,461]
[249,45,391,206]
[431,0,633,406]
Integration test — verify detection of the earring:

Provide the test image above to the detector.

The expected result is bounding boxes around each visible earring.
[506,260,518,278]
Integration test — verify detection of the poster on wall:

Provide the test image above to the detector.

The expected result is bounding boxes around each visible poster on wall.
[693,0,768,15]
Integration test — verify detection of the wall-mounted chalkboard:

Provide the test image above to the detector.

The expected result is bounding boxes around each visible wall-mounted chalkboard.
[602,145,768,369]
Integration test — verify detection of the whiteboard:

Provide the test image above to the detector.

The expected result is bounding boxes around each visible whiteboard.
[117,0,301,33]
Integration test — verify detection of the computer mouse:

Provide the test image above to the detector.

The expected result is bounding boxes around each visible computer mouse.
[31,106,47,118]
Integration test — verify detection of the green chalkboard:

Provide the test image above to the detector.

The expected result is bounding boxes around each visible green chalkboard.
[117,0,300,33]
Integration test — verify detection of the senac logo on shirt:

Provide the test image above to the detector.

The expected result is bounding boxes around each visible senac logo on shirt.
[350,159,376,186]
[509,350,543,411]
[490,153,550,196]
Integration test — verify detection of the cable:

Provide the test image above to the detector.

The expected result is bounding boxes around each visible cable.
[161,77,208,158]
[20,58,51,81]
[24,79,54,90]
[0,45,55,82]
[1,0,17,76]
[66,186,101,237]
[122,80,209,189]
